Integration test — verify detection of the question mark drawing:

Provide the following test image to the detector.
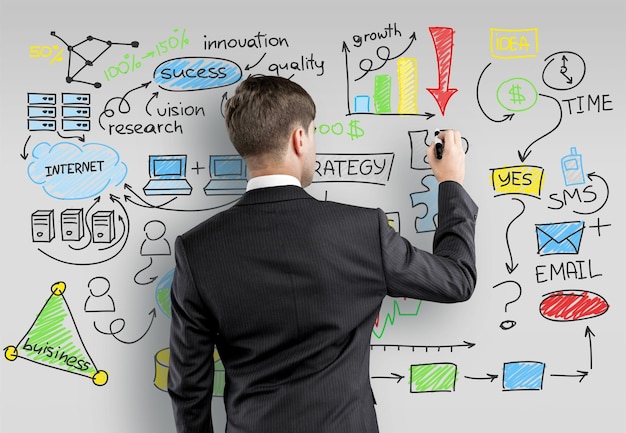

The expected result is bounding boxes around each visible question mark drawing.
[492,280,522,330]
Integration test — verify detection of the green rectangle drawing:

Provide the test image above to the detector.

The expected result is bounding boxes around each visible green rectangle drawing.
[410,363,457,393]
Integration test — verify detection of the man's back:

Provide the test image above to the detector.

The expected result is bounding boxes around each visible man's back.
[175,185,385,432]
[169,76,477,433]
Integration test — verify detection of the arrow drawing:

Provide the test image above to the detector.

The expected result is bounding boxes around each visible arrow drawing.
[371,373,405,383]
[504,197,525,273]
[517,93,562,162]
[550,370,588,383]
[426,27,458,115]
[476,63,515,122]
[585,326,595,370]
[20,135,31,160]
[573,172,609,215]
[464,373,499,382]
[370,341,475,352]
[94,308,157,344]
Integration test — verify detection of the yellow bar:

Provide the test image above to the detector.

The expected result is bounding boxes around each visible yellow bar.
[397,57,418,114]
[491,165,544,198]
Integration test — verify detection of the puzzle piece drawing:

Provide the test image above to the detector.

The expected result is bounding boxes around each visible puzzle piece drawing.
[410,175,439,233]
[408,129,470,171]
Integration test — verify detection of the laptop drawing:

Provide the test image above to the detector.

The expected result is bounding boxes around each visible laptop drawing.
[204,155,248,195]
[143,155,192,196]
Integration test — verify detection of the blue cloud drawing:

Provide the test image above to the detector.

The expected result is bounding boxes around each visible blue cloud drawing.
[27,141,127,200]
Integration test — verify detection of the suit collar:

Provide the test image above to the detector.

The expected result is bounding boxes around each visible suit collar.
[235,185,315,206]
[246,174,301,191]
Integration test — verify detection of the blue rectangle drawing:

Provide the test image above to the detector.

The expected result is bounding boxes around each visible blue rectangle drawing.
[502,361,545,391]
[535,221,584,255]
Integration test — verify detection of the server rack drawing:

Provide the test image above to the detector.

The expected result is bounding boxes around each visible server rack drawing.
[61,208,84,241]
[92,210,115,243]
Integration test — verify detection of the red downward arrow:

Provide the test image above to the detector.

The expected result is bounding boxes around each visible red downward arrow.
[427,27,458,115]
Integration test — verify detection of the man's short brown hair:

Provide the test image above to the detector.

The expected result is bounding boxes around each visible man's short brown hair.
[224,75,316,160]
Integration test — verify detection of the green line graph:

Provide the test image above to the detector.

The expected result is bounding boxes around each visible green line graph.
[372,298,423,339]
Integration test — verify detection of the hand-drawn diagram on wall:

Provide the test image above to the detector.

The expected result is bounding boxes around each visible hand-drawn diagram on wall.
[366,23,615,398]
[41,31,140,88]
[344,25,458,117]
[4,281,108,386]
[12,19,616,391]
[3,5,622,432]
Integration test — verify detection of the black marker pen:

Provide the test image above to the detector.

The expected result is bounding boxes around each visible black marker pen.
[433,129,447,159]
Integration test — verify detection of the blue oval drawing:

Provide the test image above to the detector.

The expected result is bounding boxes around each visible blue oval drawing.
[153,57,242,91]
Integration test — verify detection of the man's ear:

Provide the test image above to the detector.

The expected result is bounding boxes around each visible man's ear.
[290,127,306,157]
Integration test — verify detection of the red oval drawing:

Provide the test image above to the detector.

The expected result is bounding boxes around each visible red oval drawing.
[539,290,609,322]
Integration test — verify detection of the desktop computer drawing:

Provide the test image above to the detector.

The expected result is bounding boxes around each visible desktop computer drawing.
[61,208,84,241]
[204,155,248,196]
[143,155,192,196]
[31,209,55,242]
[92,210,115,243]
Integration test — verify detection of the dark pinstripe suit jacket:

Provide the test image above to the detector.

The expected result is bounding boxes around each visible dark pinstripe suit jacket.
[168,181,478,433]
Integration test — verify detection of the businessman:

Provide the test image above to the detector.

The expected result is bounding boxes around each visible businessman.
[168,75,478,433]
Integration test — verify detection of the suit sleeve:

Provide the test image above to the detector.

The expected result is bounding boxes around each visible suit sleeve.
[168,236,216,433]
[380,180,478,302]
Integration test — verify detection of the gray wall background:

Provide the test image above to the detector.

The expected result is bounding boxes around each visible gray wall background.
[1,1,624,431]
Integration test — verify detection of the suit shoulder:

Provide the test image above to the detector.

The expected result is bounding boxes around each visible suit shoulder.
[318,199,380,215]
[315,200,385,229]
[178,209,230,241]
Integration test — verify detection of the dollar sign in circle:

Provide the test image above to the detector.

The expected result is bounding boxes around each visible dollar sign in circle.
[347,119,365,140]
[508,84,526,104]
[496,77,537,112]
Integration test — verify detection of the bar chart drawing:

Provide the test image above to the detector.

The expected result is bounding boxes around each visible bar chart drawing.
[344,27,457,117]
[346,52,424,117]
[352,59,419,115]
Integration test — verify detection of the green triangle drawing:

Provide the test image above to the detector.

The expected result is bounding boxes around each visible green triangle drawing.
[4,281,108,386]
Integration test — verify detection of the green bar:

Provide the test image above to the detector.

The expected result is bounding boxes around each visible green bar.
[410,363,457,393]
[373,74,392,114]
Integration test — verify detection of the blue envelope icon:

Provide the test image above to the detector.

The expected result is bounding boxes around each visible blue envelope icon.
[535,221,584,255]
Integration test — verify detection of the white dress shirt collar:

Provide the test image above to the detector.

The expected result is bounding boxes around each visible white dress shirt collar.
[246,174,302,191]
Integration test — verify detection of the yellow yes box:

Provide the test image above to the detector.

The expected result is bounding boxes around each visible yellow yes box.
[491,165,544,198]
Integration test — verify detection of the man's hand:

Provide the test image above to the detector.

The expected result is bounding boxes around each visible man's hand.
[427,129,465,185]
